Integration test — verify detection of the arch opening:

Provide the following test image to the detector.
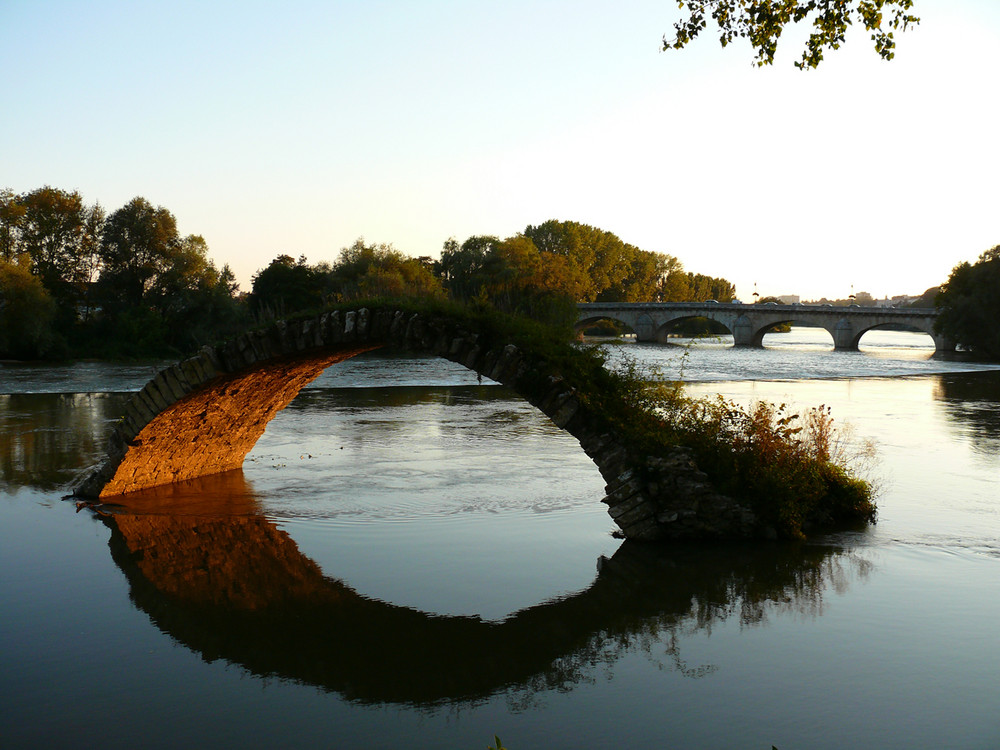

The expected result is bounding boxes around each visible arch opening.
[759,321,835,350]
[575,315,637,340]
[656,315,734,347]
[856,325,936,357]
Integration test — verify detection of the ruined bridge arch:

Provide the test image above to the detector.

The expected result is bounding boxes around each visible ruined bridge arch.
[77,306,755,541]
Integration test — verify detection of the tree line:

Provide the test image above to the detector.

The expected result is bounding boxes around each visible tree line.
[0,187,734,360]
[1,187,242,359]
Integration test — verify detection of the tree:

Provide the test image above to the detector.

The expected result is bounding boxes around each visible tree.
[664,0,920,69]
[249,254,330,316]
[330,239,444,301]
[94,197,242,354]
[524,220,630,301]
[437,235,499,301]
[935,246,1000,360]
[97,197,180,312]
[0,187,104,327]
[0,189,25,262]
[0,257,57,359]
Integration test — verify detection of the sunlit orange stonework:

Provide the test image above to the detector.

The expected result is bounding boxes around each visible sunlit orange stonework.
[98,346,380,497]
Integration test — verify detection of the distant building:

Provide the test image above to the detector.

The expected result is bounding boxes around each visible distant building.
[778,295,800,305]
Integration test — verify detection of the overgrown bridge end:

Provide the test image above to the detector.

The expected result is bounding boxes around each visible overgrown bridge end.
[76,306,758,541]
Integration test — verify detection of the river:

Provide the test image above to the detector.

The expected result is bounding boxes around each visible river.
[2,328,1000,749]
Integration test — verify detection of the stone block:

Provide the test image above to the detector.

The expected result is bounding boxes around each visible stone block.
[300,319,316,349]
[179,358,206,388]
[606,477,644,505]
[619,515,662,541]
[606,467,637,489]
[246,330,271,361]
[539,385,574,414]
[389,310,407,340]
[558,409,589,438]
[126,394,156,426]
[167,364,193,393]
[614,497,655,527]
[404,314,425,346]
[355,307,372,341]
[606,489,649,519]
[214,341,235,372]
[312,315,326,347]
[370,309,393,339]
[160,368,187,400]
[117,411,141,440]
[324,311,341,343]
[199,345,224,376]
[134,388,161,419]
[495,359,525,388]
[234,334,255,366]
[344,311,357,341]
[549,397,580,428]
[462,345,482,370]
[479,349,498,379]
[488,345,517,382]
[595,443,627,469]
[273,321,292,352]
[289,320,308,350]
[142,379,172,411]
[317,313,331,344]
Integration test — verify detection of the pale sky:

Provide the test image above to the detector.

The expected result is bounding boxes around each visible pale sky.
[3,1,998,302]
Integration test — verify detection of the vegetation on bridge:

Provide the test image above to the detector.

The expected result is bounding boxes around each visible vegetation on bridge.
[558,339,877,539]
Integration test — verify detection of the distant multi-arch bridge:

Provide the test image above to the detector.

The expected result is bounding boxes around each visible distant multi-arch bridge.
[576,302,952,351]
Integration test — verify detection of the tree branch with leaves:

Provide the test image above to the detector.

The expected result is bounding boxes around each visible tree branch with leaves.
[664,0,920,69]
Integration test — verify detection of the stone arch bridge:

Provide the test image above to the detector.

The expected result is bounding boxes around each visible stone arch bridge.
[577,302,951,351]
[76,306,757,541]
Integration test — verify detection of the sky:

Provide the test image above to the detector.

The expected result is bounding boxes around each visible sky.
[3,0,998,302]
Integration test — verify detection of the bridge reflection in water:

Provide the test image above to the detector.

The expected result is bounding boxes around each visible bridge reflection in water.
[96,471,872,707]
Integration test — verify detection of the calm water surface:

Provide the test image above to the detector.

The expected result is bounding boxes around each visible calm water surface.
[2,328,1000,749]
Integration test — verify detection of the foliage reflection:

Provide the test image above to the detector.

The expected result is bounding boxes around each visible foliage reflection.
[933,373,1000,455]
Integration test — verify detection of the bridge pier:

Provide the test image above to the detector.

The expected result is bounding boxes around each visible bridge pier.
[833,319,859,351]
[731,315,755,347]
[932,333,957,352]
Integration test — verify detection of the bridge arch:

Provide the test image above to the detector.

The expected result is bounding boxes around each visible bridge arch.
[847,320,939,351]
[652,313,735,344]
[76,306,756,541]
[576,313,640,338]
[741,317,837,348]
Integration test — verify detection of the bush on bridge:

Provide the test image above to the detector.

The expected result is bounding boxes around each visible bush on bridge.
[570,348,877,538]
